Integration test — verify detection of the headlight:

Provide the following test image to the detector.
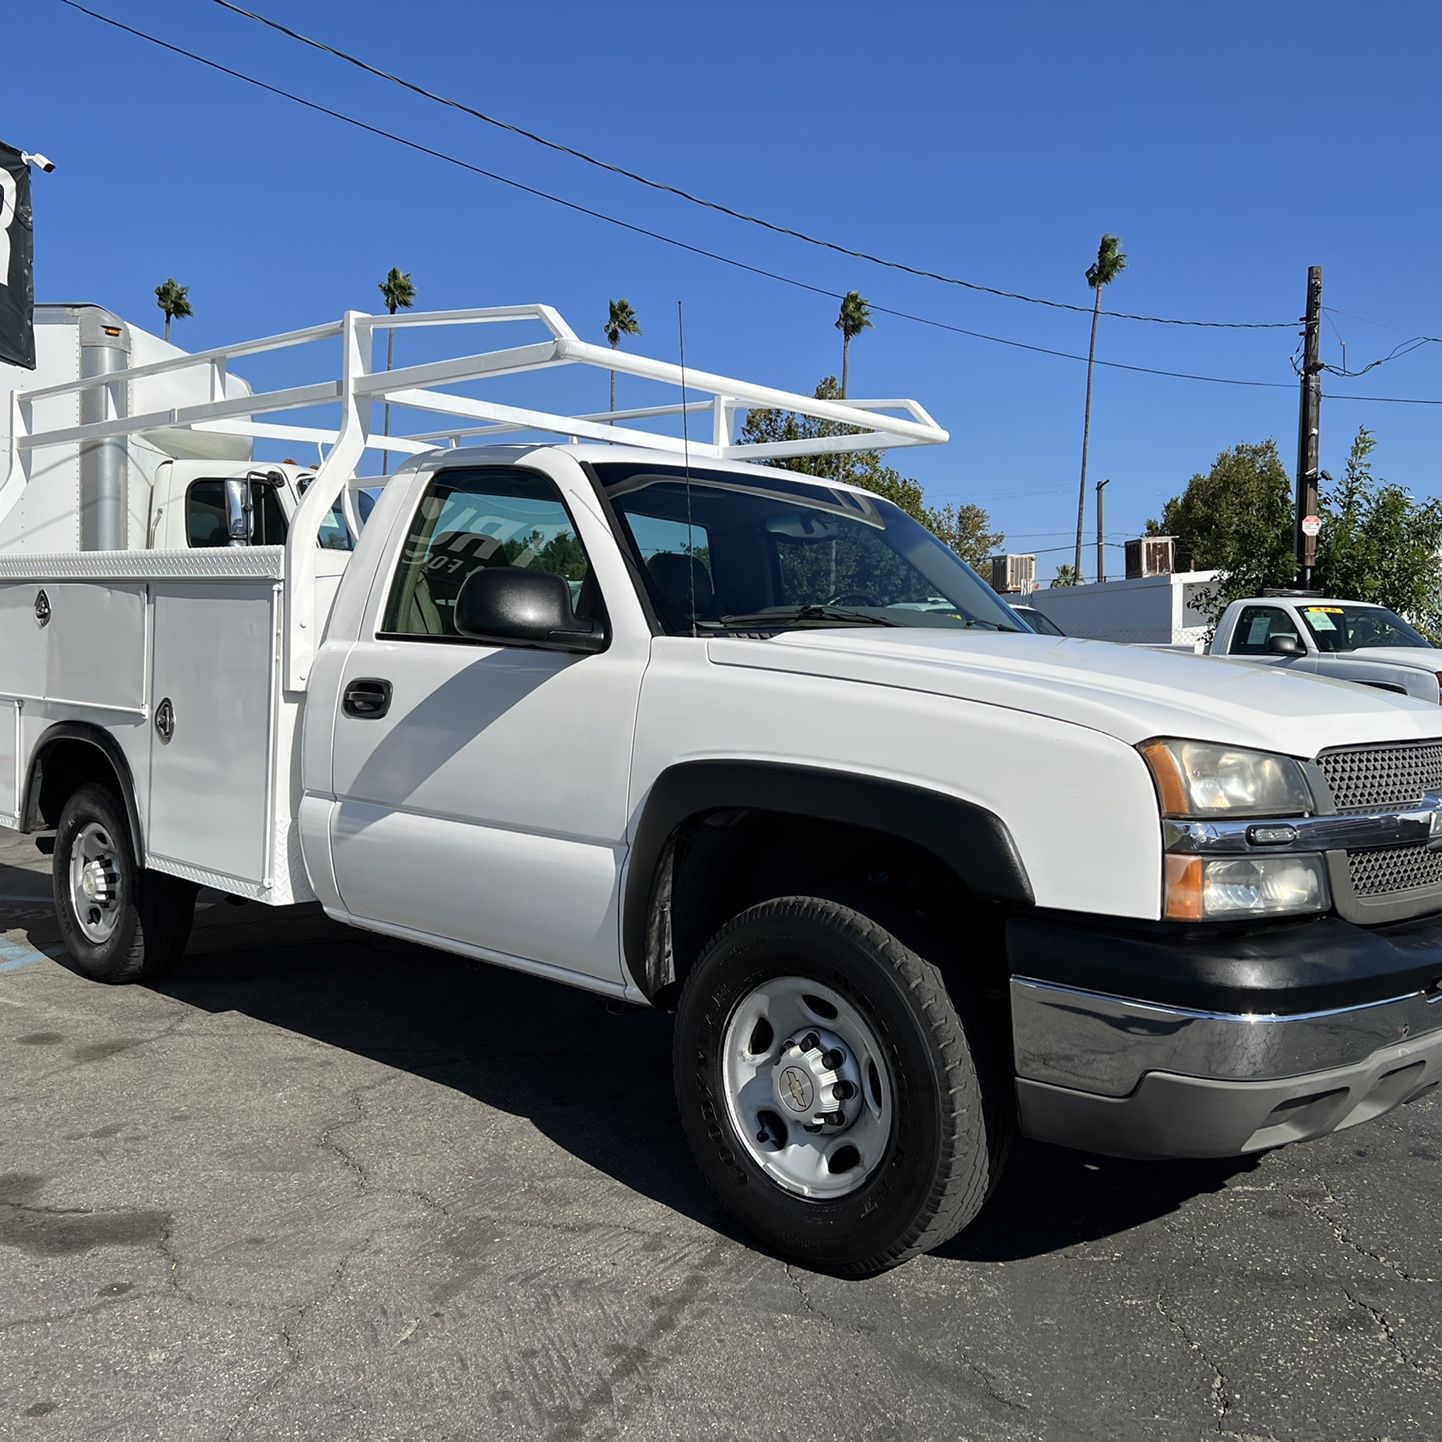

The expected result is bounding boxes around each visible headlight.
[1165,854,1330,921]
[1140,739,1313,818]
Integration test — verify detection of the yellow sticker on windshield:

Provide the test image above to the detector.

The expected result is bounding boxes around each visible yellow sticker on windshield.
[1305,606,1344,614]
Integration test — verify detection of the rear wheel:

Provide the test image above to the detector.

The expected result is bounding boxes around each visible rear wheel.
[52,783,196,983]
[673,896,1010,1275]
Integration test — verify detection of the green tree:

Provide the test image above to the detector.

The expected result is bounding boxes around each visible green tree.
[1051,563,1079,588]
[154,279,192,342]
[835,290,873,398]
[377,267,417,470]
[1315,426,1442,625]
[1074,235,1128,580]
[925,502,1005,570]
[1149,439,1294,622]
[604,298,642,413]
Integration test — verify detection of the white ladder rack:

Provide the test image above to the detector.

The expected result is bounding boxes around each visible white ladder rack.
[2,303,949,690]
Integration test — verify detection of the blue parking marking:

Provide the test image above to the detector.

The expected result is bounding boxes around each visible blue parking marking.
[0,938,49,973]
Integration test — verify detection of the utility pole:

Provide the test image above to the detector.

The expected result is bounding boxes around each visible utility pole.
[1095,478,1110,584]
[1294,265,1323,588]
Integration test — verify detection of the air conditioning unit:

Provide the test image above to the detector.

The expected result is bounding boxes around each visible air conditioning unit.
[989,553,1037,594]
[1125,536,1175,579]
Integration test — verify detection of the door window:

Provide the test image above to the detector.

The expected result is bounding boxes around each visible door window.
[186,478,288,547]
[1229,605,1302,656]
[381,468,597,639]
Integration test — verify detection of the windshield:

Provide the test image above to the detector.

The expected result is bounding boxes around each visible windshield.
[295,475,358,552]
[1296,603,1431,652]
[600,463,1025,635]
[1015,606,1065,637]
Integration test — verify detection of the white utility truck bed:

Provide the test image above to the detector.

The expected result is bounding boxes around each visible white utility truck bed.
[3,303,1440,1275]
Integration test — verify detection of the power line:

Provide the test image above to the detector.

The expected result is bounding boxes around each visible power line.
[56,0,1307,395]
[207,0,1295,333]
[1323,390,1442,406]
[1324,305,1442,342]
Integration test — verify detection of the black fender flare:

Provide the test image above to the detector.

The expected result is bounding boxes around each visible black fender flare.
[23,721,145,864]
[622,760,1033,989]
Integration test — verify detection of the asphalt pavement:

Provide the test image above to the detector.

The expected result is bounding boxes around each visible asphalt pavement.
[0,827,1438,1442]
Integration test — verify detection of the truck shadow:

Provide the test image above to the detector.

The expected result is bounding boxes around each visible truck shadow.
[132,901,1261,1264]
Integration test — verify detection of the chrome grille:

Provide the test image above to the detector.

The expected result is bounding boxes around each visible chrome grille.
[1347,844,1442,897]
[1318,743,1442,811]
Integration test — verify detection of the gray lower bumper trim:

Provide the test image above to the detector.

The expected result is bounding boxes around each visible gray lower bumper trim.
[1012,975,1442,1097]
[1017,1023,1442,1160]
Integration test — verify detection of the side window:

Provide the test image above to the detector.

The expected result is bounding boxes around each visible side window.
[627,514,716,624]
[185,480,228,547]
[186,479,288,547]
[1229,605,1301,656]
[382,468,596,640]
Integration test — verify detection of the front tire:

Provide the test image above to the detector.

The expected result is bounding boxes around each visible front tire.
[673,896,1010,1275]
[52,783,196,983]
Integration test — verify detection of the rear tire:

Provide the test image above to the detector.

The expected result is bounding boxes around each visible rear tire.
[52,782,196,983]
[673,895,1010,1275]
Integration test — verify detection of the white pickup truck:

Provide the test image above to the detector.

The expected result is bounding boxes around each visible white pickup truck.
[3,305,1441,1275]
[1210,594,1442,704]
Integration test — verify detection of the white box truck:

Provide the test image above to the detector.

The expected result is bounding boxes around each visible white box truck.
[2,304,1440,1274]
[1,303,354,555]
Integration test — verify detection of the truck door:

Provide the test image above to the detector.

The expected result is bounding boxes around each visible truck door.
[323,462,649,986]
[1224,604,1316,673]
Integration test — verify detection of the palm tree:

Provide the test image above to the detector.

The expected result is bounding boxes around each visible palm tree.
[1073,235,1127,580]
[604,299,642,413]
[835,291,873,398]
[154,279,192,342]
[377,267,416,470]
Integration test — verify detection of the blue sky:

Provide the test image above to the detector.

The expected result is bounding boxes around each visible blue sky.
[9,0,1442,579]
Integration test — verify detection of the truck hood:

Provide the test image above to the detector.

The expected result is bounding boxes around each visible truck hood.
[1325,646,1442,670]
[707,630,1442,756]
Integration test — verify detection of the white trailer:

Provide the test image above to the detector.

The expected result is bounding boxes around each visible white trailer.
[1027,569,1218,647]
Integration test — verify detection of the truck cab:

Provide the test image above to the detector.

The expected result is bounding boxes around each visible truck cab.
[143,460,357,551]
[1211,595,1442,704]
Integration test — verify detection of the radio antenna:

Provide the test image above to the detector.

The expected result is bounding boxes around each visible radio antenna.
[677,300,698,638]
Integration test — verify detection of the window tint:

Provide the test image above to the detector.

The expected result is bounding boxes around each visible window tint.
[1229,606,1302,656]
[186,479,288,548]
[604,465,1023,635]
[382,468,596,639]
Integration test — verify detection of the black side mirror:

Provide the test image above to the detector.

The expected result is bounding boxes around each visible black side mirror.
[1266,633,1302,656]
[455,567,605,654]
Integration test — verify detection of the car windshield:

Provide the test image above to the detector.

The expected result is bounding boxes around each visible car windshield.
[600,463,1025,635]
[1296,603,1431,652]
[1015,606,1064,637]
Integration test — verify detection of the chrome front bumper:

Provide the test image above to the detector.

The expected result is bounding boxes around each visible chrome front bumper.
[1012,975,1442,1159]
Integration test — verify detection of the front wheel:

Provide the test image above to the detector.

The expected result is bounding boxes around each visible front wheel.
[53,783,196,983]
[673,896,1010,1275]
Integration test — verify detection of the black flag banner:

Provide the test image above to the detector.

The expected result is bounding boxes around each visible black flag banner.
[0,142,36,370]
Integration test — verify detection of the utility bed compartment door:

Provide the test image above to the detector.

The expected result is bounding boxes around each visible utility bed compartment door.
[147,581,276,886]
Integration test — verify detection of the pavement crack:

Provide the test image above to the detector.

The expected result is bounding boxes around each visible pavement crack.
[781,1263,875,1340]
[218,1230,377,1441]
[1288,1186,1436,1285]
[1344,1290,1438,1376]
[783,1262,818,1317]
[1155,1296,1232,1433]
[315,1079,453,1219]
